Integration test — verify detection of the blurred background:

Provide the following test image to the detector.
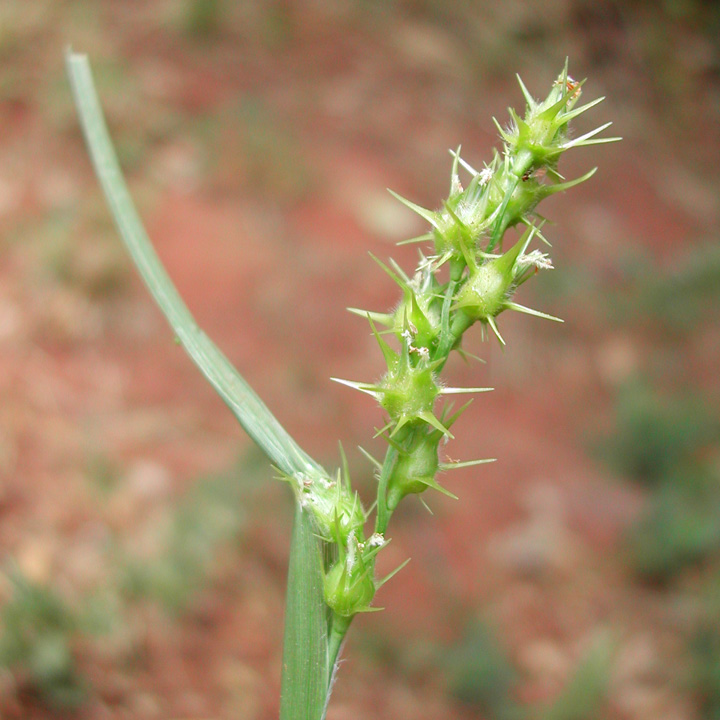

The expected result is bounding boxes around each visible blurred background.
[0,1,719,718]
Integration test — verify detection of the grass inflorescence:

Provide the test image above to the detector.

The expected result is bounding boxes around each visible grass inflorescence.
[315,63,618,665]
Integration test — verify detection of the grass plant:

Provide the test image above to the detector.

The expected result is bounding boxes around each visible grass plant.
[65,51,616,718]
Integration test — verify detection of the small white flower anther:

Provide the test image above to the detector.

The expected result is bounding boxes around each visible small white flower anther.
[367,532,385,548]
[519,250,554,270]
[478,167,493,186]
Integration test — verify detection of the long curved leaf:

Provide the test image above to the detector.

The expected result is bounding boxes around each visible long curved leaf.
[64,49,319,480]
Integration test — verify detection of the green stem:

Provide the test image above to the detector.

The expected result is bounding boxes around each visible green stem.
[487,176,519,252]
[432,279,459,368]
[374,445,398,537]
[327,614,352,679]
[487,150,532,252]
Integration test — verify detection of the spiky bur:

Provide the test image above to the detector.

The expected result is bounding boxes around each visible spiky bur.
[325,64,617,635]
[275,64,616,668]
[278,459,365,547]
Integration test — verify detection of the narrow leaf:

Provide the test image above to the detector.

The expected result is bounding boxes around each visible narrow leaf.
[65,50,317,479]
[279,506,331,720]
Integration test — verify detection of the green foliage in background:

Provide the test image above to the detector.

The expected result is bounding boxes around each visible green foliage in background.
[0,570,86,710]
[603,244,720,335]
[536,636,613,720]
[596,195,720,715]
[638,243,720,332]
[627,471,720,581]
[602,380,717,488]
[121,460,248,613]
[599,246,720,583]
[184,0,225,38]
[445,620,612,720]
[446,620,520,720]
[691,578,720,718]
[0,454,260,709]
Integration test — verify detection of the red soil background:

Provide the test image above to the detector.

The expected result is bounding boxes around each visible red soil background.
[0,2,718,719]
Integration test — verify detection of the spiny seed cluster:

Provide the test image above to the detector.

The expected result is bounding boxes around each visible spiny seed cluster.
[285,63,617,628]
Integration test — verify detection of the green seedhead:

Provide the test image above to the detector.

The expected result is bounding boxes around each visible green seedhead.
[339,63,616,551]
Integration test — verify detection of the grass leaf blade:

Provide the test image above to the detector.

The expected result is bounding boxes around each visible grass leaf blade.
[280,506,330,720]
[65,50,317,479]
